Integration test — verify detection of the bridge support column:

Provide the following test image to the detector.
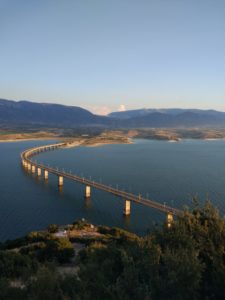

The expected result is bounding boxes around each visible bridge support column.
[31,165,36,173]
[24,161,28,168]
[27,163,31,171]
[167,213,173,228]
[58,176,64,186]
[85,186,91,198]
[123,200,131,216]
[37,167,41,176]
[44,170,48,180]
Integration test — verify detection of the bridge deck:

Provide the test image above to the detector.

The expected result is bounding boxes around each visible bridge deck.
[21,143,182,216]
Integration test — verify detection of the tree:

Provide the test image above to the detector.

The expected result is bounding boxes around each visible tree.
[44,238,74,263]
[27,267,63,300]
[47,224,59,234]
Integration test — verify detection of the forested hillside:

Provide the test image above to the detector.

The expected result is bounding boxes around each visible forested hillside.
[0,202,225,299]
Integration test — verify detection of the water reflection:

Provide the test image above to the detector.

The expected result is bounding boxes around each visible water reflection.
[1,139,225,241]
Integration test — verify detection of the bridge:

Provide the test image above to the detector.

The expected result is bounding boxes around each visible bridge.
[21,142,182,227]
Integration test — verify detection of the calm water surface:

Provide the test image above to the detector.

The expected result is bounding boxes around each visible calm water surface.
[1,139,225,241]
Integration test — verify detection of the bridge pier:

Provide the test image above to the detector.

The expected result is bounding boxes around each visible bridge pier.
[37,167,41,176]
[44,170,48,180]
[85,186,91,198]
[167,213,173,228]
[31,165,36,174]
[21,143,181,221]
[58,176,64,186]
[123,200,131,216]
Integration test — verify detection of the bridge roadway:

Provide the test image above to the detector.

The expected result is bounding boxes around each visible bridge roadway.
[21,142,182,220]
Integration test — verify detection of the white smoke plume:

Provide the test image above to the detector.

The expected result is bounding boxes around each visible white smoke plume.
[118,104,126,112]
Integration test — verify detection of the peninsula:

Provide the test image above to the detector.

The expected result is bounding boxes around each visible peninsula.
[0,202,224,300]
[2,128,225,143]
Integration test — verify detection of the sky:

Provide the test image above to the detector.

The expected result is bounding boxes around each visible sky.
[0,0,225,114]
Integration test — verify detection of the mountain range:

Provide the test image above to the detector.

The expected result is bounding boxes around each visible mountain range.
[0,98,109,127]
[1,98,225,128]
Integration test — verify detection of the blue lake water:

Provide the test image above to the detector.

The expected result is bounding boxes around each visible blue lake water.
[1,139,225,241]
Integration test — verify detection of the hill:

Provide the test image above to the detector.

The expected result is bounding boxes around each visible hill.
[0,202,225,299]
[2,98,225,129]
[0,98,110,128]
[109,108,225,128]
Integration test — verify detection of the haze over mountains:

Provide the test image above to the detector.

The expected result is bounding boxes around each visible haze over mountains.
[1,98,225,128]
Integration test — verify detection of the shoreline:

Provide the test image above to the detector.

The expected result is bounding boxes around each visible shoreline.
[83,138,133,148]
[1,135,225,144]
[0,137,62,143]
[3,128,225,143]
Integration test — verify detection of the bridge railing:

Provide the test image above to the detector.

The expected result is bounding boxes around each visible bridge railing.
[21,142,182,216]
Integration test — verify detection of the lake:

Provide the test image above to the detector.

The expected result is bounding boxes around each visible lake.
[1,139,225,241]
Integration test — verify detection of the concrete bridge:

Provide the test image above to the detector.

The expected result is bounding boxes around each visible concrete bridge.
[21,142,182,227]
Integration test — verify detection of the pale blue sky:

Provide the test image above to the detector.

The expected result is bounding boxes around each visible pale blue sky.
[0,0,225,114]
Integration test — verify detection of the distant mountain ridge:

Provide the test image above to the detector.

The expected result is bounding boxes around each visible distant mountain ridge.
[0,98,109,127]
[108,108,225,119]
[1,98,225,128]
[109,108,225,128]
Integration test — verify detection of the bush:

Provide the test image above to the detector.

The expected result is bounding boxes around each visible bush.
[47,224,59,234]
[0,251,38,279]
[0,237,27,250]
[72,219,89,230]
[26,231,50,243]
[43,238,74,263]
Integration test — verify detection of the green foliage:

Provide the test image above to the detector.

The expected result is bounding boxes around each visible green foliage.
[175,202,225,299]
[0,278,27,300]
[72,219,90,230]
[0,251,38,279]
[26,231,50,242]
[19,242,47,261]
[98,226,138,240]
[27,267,63,300]
[0,237,28,250]
[156,247,202,300]
[0,203,225,299]
[42,237,74,263]
[47,224,59,233]
[60,274,81,299]
[76,202,225,299]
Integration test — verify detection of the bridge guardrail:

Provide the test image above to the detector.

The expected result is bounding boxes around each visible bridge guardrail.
[21,142,182,216]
